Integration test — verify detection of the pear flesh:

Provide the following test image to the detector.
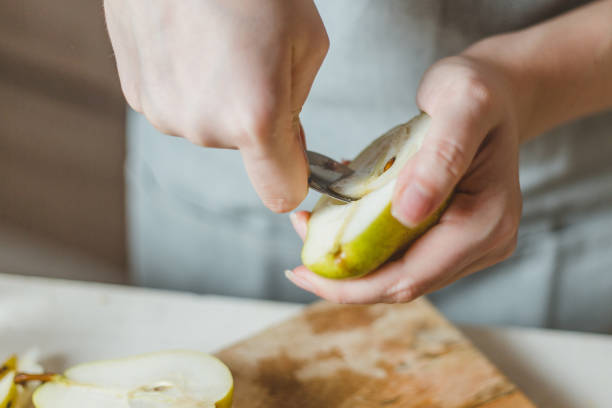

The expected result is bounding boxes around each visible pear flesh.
[302,113,447,279]
[33,351,233,408]
[0,353,43,408]
[0,370,16,408]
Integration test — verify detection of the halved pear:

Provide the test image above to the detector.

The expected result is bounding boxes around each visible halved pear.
[32,351,233,408]
[0,351,45,408]
[14,349,45,408]
[0,355,17,408]
[0,371,17,408]
[302,113,448,279]
[0,355,17,380]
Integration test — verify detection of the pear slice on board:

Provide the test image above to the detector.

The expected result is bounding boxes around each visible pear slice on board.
[302,113,449,279]
[0,356,16,380]
[0,355,17,408]
[33,351,233,408]
[0,371,17,408]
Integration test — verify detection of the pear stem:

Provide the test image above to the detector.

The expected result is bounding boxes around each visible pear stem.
[14,372,57,384]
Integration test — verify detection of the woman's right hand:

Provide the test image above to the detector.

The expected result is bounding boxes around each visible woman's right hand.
[104,0,329,212]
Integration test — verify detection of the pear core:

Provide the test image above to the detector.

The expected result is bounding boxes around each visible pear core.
[32,351,233,408]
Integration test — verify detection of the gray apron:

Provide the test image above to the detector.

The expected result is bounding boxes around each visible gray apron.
[126,0,612,333]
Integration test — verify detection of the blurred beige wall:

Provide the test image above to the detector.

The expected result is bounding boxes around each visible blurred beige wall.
[0,1,127,281]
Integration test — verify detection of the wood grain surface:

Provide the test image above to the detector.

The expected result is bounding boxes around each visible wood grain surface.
[217,299,535,408]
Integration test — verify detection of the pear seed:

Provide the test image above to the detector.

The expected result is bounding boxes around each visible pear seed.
[383,157,396,172]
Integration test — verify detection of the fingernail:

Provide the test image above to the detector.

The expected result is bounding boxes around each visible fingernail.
[285,270,315,292]
[392,182,432,227]
[289,212,298,225]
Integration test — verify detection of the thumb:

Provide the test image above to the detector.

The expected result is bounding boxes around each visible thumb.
[391,111,487,226]
[240,20,326,213]
[240,116,308,213]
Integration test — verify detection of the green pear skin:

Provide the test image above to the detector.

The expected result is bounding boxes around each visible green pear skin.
[304,201,448,279]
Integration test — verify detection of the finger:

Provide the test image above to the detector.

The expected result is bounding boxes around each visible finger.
[392,77,498,227]
[289,211,310,241]
[392,112,488,227]
[286,265,395,304]
[240,115,309,213]
[238,46,310,212]
[249,21,325,212]
[286,192,499,304]
[247,2,326,213]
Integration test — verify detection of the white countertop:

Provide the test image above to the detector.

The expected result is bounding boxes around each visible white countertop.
[1,273,610,407]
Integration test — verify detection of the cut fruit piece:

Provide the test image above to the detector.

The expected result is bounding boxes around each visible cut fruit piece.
[0,350,45,408]
[302,113,449,279]
[16,349,43,376]
[15,350,45,408]
[32,351,233,408]
[0,356,16,380]
[0,371,17,408]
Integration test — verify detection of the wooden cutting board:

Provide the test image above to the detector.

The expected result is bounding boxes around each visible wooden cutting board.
[216,299,535,408]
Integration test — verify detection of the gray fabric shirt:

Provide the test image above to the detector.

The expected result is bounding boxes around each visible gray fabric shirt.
[126,0,612,333]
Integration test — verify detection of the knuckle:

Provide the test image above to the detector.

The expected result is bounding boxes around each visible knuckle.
[119,78,142,113]
[416,139,467,199]
[303,21,329,63]
[317,30,330,59]
[495,212,520,244]
[501,234,519,260]
[458,76,494,114]
[236,92,282,147]
[182,114,225,148]
[184,132,220,148]
[140,97,177,136]
[238,108,277,147]
[430,138,468,180]
[323,288,353,305]
[494,233,518,263]
[124,93,142,114]
[142,109,172,136]
[382,279,419,304]
[329,293,350,304]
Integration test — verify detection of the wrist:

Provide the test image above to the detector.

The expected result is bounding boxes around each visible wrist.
[461,34,539,144]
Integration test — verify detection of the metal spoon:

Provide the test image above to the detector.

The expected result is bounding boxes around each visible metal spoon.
[306,150,358,203]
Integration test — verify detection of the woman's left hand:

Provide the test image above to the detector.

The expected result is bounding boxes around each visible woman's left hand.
[286,54,524,303]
